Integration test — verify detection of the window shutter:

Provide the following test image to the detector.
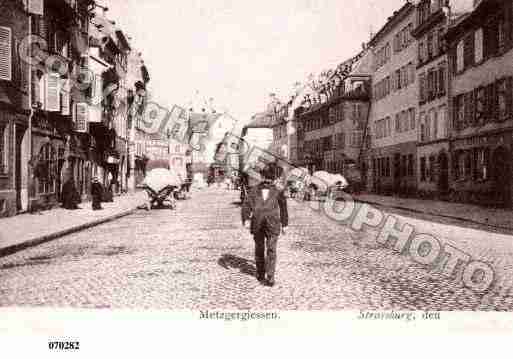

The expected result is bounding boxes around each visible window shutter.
[28,0,44,15]
[38,16,48,41]
[74,103,88,132]
[61,79,70,115]
[92,74,103,105]
[456,40,464,72]
[475,28,484,63]
[45,72,60,111]
[0,26,12,81]
[35,73,45,108]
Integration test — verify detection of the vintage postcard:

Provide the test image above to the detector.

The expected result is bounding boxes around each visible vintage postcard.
[0,0,512,356]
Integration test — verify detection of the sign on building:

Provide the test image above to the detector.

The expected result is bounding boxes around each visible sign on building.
[27,0,44,16]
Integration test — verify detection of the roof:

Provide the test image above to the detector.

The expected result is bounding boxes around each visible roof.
[445,0,496,41]
[369,1,415,47]
[245,112,275,128]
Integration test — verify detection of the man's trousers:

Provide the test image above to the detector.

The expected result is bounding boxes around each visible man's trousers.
[253,230,279,280]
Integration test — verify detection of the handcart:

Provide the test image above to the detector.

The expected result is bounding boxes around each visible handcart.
[143,185,177,210]
[142,168,183,210]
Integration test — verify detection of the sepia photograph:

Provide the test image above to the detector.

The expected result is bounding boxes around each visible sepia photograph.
[0,0,513,356]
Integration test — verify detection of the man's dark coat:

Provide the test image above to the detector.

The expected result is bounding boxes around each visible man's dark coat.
[241,182,288,237]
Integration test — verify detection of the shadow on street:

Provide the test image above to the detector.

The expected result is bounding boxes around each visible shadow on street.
[218,254,256,277]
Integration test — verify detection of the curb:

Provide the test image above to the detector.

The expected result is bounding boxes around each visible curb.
[0,207,139,258]
[356,198,513,232]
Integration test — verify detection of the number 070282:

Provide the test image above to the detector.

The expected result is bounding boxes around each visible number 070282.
[48,341,80,350]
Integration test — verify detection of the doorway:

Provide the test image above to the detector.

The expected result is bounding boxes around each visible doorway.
[492,146,511,207]
[15,125,28,212]
[438,152,449,194]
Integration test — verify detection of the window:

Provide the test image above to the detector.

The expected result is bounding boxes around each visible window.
[395,114,400,132]
[408,154,414,176]
[427,32,433,59]
[426,110,432,141]
[419,72,426,103]
[420,111,426,141]
[475,28,484,63]
[473,87,485,125]
[351,131,362,147]
[395,69,401,90]
[474,148,490,180]
[409,108,416,130]
[497,78,508,121]
[408,62,415,85]
[438,105,447,138]
[454,94,465,130]
[438,63,446,96]
[498,17,506,52]
[463,33,475,69]
[438,27,445,53]
[386,157,391,177]
[484,20,499,58]
[37,143,57,194]
[432,109,438,140]
[429,155,436,182]
[0,122,6,174]
[419,39,426,64]
[401,155,407,178]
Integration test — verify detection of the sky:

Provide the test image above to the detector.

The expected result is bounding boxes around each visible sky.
[103,0,407,125]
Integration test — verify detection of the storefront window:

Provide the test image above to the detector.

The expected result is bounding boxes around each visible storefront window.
[473,148,490,180]
[37,143,57,194]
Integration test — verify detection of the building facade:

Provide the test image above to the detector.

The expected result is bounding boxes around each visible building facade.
[446,0,513,207]
[413,0,451,197]
[0,0,153,217]
[368,2,418,196]
[0,0,30,216]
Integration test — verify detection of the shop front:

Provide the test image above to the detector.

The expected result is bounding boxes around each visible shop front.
[30,113,66,211]
[450,131,513,207]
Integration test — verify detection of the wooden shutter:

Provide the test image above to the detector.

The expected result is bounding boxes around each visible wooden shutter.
[74,103,88,132]
[45,72,60,111]
[92,74,103,105]
[456,40,464,72]
[475,28,484,63]
[61,79,70,115]
[0,27,12,81]
[38,16,48,41]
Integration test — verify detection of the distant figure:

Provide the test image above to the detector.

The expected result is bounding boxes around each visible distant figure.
[61,178,80,210]
[103,178,114,202]
[91,177,103,210]
[241,164,289,287]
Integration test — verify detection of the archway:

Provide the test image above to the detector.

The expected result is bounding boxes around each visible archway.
[492,146,511,207]
[438,151,449,194]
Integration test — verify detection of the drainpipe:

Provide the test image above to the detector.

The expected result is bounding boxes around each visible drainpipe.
[27,13,33,212]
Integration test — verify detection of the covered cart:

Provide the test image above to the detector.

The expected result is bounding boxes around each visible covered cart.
[142,168,183,210]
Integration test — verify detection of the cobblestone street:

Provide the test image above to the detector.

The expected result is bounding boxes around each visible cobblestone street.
[1,188,512,310]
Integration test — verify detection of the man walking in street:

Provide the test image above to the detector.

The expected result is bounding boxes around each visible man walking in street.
[242,164,288,287]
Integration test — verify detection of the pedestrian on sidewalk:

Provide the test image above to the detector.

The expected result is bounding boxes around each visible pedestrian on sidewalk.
[241,164,288,287]
[61,177,81,210]
[91,177,103,211]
